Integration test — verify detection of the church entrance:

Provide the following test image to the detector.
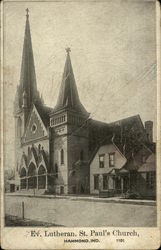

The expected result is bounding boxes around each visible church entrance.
[60,186,64,194]
[38,165,46,189]
[28,163,37,189]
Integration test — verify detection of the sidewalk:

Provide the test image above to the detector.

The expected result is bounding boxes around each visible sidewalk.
[5,214,63,227]
[6,192,156,206]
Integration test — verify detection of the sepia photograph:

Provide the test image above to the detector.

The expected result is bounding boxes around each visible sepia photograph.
[1,0,160,249]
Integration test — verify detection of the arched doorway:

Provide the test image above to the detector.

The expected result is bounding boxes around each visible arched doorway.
[28,163,37,189]
[38,165,46,189]
[20,167,27,189]
[60,186,64,194]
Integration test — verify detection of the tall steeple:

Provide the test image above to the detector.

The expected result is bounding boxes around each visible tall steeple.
[53,48,88,116]
[14,9,40,114]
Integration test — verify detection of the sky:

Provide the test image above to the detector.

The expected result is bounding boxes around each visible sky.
[3,0,157,169]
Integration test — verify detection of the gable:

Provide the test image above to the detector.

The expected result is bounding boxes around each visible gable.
[146,153,155,164]
[23,105,48,143]
[90,143,126,170]
[19,154,27,170]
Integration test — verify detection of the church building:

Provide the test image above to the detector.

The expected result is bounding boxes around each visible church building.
[14,10,156,197]
[14,10,90,194]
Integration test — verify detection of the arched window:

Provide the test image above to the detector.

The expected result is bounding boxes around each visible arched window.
[38,165,46,175]
[61,149,64,165]
[38,165,46,189]
[28,163,37,189]
[55,164,58,178]
[38,144,41,153]
[20,167,26,178]
[28,163,36,176]
[80,150,84,161]
[20,167,27,189]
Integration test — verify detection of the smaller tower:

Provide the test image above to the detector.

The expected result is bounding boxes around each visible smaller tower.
[50,48,90,194]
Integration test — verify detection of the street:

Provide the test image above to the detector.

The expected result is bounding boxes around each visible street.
[5,195,156,227]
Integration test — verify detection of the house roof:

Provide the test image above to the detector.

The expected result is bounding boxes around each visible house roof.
[138,153,156,172]
[89,114,155,165]
[138,162,155,172]
[123,143,155,171]
[88,114,156,171]
[88,135,113,164]
[119,168,129,173]
[108,114,145,131]
[88,134,127,167]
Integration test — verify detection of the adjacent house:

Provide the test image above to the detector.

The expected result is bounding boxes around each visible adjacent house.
[90,138,156,199]
[137,153,156,199]
[90,137,127,196]
[124,146,156,199]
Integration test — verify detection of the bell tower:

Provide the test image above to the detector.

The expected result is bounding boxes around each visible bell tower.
[50,48,90,194]
[14,9,42,171]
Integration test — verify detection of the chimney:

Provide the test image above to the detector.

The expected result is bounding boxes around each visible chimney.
[144,121,153,143]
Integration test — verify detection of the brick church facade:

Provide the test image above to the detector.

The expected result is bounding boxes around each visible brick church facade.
[14,11,156,197]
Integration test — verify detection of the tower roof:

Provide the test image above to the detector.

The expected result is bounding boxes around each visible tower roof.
[53,48,89,116]
[15,9,41,113]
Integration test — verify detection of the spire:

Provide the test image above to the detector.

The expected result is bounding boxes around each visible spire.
[14,85,20,113]
[53,48,88,116]
[18,9,40,109]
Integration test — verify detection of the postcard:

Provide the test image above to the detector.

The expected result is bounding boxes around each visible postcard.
[1,0,160,249]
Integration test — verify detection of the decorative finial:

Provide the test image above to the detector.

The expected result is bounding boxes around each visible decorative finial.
[26,8,29,18]
[65,47,71,54]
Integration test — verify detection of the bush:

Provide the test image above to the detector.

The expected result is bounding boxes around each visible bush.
[44,186,56,195]
[125,190,141,199]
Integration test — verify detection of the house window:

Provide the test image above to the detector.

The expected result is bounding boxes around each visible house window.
[146,172,155,189]
[94,175,99,190]
[109,153,115,167]
[80,150,84,161]
[103,175,108,190]
[60,149,64,165]
[99,154,105,168]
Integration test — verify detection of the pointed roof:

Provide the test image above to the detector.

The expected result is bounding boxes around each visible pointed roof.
[138,153,155,172]
[53,48,89,116]
[14,9,40,113]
